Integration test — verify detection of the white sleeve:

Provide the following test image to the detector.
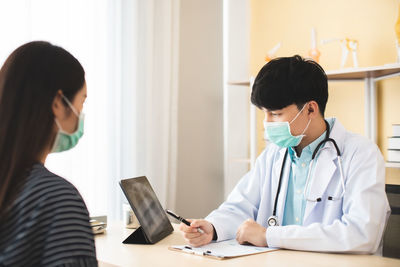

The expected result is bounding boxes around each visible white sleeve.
[205,149,268,241]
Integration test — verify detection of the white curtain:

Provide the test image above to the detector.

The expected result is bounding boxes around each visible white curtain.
[0,0,179,219]
[134,0,180,210]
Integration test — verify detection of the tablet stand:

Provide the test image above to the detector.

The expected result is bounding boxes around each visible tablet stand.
[122,226,150,244]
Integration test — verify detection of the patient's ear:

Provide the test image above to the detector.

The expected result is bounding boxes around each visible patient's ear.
[52,90,65,120]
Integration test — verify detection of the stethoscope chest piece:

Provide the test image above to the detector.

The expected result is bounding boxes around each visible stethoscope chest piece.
[267,215,279,227]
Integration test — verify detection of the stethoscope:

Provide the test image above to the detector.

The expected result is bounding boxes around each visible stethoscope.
[267,120,345,227]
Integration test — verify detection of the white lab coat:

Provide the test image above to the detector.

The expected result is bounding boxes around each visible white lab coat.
[206,119,390,254]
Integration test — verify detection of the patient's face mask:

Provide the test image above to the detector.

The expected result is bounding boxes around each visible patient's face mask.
[51,95,85,153]
[263,104,311,148]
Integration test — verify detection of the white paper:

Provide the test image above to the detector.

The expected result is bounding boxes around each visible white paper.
[171,239,277,258]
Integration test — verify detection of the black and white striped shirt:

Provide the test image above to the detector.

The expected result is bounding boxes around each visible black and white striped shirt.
[0,163,97,267]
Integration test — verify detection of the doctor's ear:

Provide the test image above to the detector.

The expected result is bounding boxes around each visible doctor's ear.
[307,101,320,118]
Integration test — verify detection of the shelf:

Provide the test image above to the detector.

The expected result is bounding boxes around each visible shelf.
[227,81,251,86]
[326,64,400,81]
[229,64,400,85]
[326,64,400,144]
[386,162,400,168]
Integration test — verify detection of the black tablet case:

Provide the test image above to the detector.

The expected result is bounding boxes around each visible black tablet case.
[120,176,173,244]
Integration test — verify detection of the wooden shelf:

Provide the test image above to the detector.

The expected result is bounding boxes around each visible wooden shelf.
[326,64,400,81]
[227,81,251,86]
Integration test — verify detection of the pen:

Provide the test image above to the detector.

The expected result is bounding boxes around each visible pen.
[166,209,204,234]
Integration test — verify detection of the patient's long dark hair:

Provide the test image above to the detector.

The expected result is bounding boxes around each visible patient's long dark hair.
[0,41,85,218]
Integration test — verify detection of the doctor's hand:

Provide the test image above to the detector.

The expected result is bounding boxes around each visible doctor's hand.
[179,219,214,247]
[236,219,268,247]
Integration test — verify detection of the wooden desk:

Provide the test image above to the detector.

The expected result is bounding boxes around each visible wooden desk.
[95,222,400,267]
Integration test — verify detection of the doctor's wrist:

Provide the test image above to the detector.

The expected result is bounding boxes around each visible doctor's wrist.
[211,224,218,241]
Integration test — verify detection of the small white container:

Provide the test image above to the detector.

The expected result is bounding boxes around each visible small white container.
[123,203,140,229]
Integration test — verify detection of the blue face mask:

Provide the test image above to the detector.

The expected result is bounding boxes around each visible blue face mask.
[263,104,311,148]
[51,95,85,153]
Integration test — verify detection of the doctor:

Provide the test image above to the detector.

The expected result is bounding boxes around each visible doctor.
[180,55,390,254]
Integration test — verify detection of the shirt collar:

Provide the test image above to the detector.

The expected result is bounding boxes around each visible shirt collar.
[289,118,335,160]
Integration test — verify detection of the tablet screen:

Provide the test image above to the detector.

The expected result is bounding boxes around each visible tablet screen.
[120,176,173,243]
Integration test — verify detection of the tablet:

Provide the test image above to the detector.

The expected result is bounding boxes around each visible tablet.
[119,176,173,244]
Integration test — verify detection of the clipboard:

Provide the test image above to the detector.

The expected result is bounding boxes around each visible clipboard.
[169,239,278,260]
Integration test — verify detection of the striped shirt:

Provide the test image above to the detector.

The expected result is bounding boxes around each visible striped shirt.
[0,163,97,267]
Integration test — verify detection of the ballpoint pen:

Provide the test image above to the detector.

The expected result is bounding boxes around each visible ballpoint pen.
[166,209,205,234]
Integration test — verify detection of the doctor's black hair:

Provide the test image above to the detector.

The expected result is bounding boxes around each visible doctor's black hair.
[251,55,328,116]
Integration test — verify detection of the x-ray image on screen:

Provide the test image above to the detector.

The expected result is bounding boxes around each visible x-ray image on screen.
[120,176,173,243]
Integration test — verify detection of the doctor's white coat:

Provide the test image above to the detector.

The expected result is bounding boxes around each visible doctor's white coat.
[206,119,390,254]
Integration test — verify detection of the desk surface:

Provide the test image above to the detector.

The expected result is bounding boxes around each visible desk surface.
[95,222,400,267]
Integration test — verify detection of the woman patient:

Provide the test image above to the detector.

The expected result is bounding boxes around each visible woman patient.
[0,41,97,266]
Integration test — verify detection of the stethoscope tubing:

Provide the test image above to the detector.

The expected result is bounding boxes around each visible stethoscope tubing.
[272,149,288,218]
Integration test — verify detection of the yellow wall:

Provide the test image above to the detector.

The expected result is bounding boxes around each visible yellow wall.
[250,0,400,183]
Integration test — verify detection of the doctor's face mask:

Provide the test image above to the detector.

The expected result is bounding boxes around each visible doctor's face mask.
[263,103,311,148]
